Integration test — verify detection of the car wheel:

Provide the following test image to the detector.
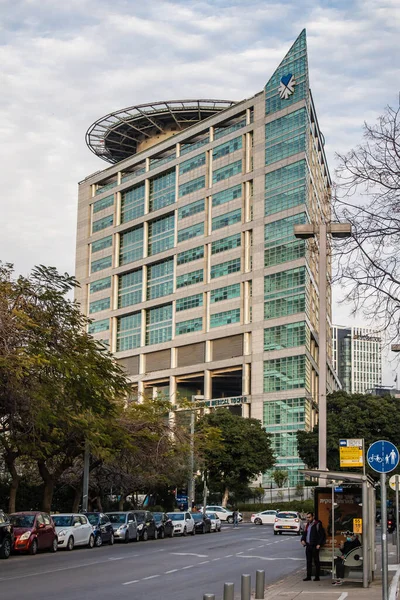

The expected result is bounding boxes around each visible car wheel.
[88,534,95,548]
[182,527,187,537]
[160,528,165,539]
[29,539,38,555]
[154,529,158,540]
[273,531,277,536]
[0,538,11,559]
[227,516,233,524]
[143,529,148,541]
[109,533,115,546]
[191,526,196,536]
[50,537,58,552]
[95,534,103,547]
[67,536,74,551]
[254,518,262,525]
[218,527,221,532]
[124,532,130,543]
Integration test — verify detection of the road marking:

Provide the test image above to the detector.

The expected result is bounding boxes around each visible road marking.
[237,555,303,561]
[181,565,194,569]
[212,558,221,561]
[165,569,178,574]
[171,552,208,558]
[225,554,233,558]
[236,551,244,555]
[108,557,124,560]
[122,580,140,586]
[257,545,265,548]
[198,560,210,565]
[247,547,255,551]
[143,575,160,580]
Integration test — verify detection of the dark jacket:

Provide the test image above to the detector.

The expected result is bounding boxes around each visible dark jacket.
[301,520,326,546]
[339,537,361,557]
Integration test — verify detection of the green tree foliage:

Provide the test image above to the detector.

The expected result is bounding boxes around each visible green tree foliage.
[197,409,274,506]
[297,390,400,473]
[272,469,288,489]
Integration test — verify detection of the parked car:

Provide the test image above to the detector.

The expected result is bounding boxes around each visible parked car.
[200,506,242,523]
[52,514,95,550]
[192,513,211,534]
[106,511,139,543]
[153,512,174,538]
[166,512,196,536]
[132,511,157,540]
[273,511,304,535]
[251,509,279,525]
[10,511,58,555]
[206,512,221,532]
[82,512,114,547]
[0,511,13,559]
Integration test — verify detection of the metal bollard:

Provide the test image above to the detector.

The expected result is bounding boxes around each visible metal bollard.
[203,595,215,600]
[223,582,234,600]
[255,570,265,599]
[241,574,251,600]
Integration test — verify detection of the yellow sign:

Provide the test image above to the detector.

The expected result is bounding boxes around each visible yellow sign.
[353,518,362,534]
[340,446,364,467]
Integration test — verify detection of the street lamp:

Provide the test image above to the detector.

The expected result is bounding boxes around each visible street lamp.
[188,394,204,510]
[294,221,352,474]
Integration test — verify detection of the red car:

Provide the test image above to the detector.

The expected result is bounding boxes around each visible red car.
[9,511,58,555]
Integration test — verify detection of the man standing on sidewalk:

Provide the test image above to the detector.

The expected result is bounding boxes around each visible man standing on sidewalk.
[301,512,326,581]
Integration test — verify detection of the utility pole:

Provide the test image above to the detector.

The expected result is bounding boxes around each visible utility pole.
[188,395,204,510]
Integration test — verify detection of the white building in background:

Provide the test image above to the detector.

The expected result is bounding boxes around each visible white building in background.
[332,326,382,394]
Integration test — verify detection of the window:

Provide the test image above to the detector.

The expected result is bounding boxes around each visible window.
[147,260,174,300]
[121,164,146,183]
[178,198,204,220]
[96,180,117,195]
[149,151,176,170]
[211,233,241,255]
[212,208,241,231]
[212,184,242,207]
[210,308,240,328]
[177,222,204,243]
[93,195,114,214]
[213,160,242,184]
[264,268,308,320]
[121,184,145,223]
[265,109,307,166]
[176,317,203,335]
[90,276,111,294]
[265,160,307,216]
[180,134,209,156]
[149,170,176,211]
[214,116,246,140]
[264,213,306,267]
[264,322,308,351]
[92,214,113,234]
[88,319,109,334]
[210,258,241,279]
[213,136,242,160]
[146,304,172,345]
[179,176,205,197]
[176,269,203,289]
[179,153,206,174]
[91,255,112,273]
[91,236,112,253]
[264,396,308,432]
[117,312,141,351]
[118,269,143,308]
[119,226,144,265]
[263,355,309,392]
[176,293,203,312]
[177,246,204,265]
[148,214,175,255]
[210,283,240,303]
[89,297,110,314]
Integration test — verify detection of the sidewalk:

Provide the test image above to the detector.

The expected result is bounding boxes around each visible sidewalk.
[262,538,400,600]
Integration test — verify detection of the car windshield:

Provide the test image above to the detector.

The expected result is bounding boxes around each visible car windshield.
[277,513,297,519]
[167,513,184,521]
[134,512,145,523]
[152,513,162,522]
[192,514,204,521]
[85,514,99,525]
[52,515,74,527]
[107,513,127,524]
[10,514,35,528]
[207,513,216,519]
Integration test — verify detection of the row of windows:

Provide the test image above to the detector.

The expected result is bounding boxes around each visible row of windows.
[210,258,241,279]
[213,136,242,160]
[92,236,112,253]
[263,397,309,431]
[212,160,242,184]
[263,355,310,392]
[265,160,307,217]
[178,198,205,220]
[264,213,307,268]
[93,194,114,214]
[212,184,242,207]
[177,222,204,243]
[179,153,206,175]
[264,322,308,351]
[177,246,204,265]
[121,184,145,223]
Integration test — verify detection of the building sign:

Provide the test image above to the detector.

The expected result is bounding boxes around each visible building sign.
[278,73,296,99]
[339,439,364,467]
[353,518,362,534]
[202,396,249,408]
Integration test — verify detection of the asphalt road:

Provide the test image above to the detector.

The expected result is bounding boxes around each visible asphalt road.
[0,524,305,600]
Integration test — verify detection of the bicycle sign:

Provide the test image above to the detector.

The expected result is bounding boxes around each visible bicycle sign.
[367,440,399,473]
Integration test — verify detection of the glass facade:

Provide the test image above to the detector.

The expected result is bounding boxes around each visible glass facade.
[88,318,109,334]
[91,255,112,273]
[212,208,241,231]
[264,321,309,351]
[118,269,143,308]
[265,108,307,165]
[93,195,114,214]
[212,160,242,184]
[117,312,141,351]
[263,355,309,392]
[214,116,246,140]
[177,246,204,265]
[119,227,144,265]
[264,213,306,267]
[91,236,112,253]
[149,170,176,212]
[263,397,309,432]
[176,293,203,312]
[179,153,206,174]
[92,214,113,233]
[148,214,174,255]
[210,308,240,328]
[210,283,241,303]
[146,304,172,345]
[211,233,241,255]
[177,222,204,243]
[121,184,145,223]
[180,134,209,156]
[179,176,205,197]
[147,260,174,300]
[178,198,204,220]
[212,184,242,207]
[176,317,203,335]
[265,160,307,216]
[89,297,110,314]
[90,276,111,294]
[210,258,241,279]
[213,136,242,160]
[176,269,203,289]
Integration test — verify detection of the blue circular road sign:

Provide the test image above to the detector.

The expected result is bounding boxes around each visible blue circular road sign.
[367,440,399,473]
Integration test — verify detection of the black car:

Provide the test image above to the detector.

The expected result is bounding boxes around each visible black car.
[0,511,13,559]
[153,512,174,538]
[132,511,157,540]
[83,512,115,547]
[192,513,211,534]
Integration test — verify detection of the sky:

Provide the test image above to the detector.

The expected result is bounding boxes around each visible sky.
[1,0,399,382]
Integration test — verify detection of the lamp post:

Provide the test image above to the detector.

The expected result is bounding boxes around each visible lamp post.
[188,394,204,510]
[294,221,352,474]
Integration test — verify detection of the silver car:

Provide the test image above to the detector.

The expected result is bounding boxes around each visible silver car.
[106,511,139,543]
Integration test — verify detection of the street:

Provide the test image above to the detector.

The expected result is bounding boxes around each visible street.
[0,524,305,600]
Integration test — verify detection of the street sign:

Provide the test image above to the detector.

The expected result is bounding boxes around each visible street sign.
[367,440,400,473]
[389,474,400,491]
[335,487,343,492]
[353,518,362,534]
[339,439,364,467]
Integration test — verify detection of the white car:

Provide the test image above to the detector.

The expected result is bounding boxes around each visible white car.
[251,509,279,525]
[52,513,95,550]
[273,511,304,536]
[166,512,195,536]
[206,512,221,532]
[201,506,242,523]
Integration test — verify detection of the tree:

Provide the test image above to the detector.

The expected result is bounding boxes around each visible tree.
[272,469,288,489]
[334,101,400,339]
[196,409,274,507]
[297,390,400,473]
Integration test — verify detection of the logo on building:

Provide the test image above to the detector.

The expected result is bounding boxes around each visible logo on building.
[278,73,296,99]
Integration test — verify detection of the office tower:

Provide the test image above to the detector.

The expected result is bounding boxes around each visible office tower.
[75,30,337,486]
